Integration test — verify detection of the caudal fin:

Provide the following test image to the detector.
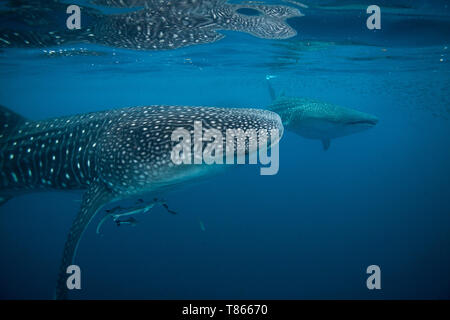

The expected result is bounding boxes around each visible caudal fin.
[0,195,13,207]
[0,105,27,140]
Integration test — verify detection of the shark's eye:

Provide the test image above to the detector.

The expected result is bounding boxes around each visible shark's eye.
[236,8,262,16]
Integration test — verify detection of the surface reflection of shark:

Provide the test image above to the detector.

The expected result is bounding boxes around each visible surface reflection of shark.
[266,77,378,150]
[0,0,302,50]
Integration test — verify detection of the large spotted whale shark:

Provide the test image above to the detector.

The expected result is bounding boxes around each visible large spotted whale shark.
[0,104,283,299]
[0,0,302,50]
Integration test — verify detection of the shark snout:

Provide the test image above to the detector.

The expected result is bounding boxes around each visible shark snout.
[263,109,284,137]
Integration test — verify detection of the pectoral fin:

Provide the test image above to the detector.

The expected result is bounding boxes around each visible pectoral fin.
[55,179,115,299]
[321,138,331,151]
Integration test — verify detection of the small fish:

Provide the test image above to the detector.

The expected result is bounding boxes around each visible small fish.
[105,206,127,214]
[162,203,177,215]
[115,217,138,227]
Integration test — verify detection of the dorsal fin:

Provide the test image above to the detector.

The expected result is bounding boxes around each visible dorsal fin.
[265,75,278,102]
[0,105,27,139]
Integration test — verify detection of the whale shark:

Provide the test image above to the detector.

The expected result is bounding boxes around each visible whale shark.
[0,104,283,299]
[266,78,378,150]
[0,0,302,50]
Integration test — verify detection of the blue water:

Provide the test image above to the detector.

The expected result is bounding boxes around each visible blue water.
[1,0,450,299]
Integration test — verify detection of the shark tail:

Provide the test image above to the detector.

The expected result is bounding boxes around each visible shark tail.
[0,105,28,207]
[0,105,28,140]
[0,195,13,207]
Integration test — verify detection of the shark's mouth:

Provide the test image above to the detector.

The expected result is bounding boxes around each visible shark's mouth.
[346,119,378,126]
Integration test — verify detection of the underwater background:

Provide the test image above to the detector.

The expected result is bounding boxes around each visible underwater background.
[0,0,449,299]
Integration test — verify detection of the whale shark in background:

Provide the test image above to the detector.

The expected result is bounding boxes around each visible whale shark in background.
[266,77,378,150]
[0,0,302,50]
[0,104,283,299]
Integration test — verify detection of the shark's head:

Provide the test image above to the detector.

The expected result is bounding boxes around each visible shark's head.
[334,107,379,137]
[97,106,283,193]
